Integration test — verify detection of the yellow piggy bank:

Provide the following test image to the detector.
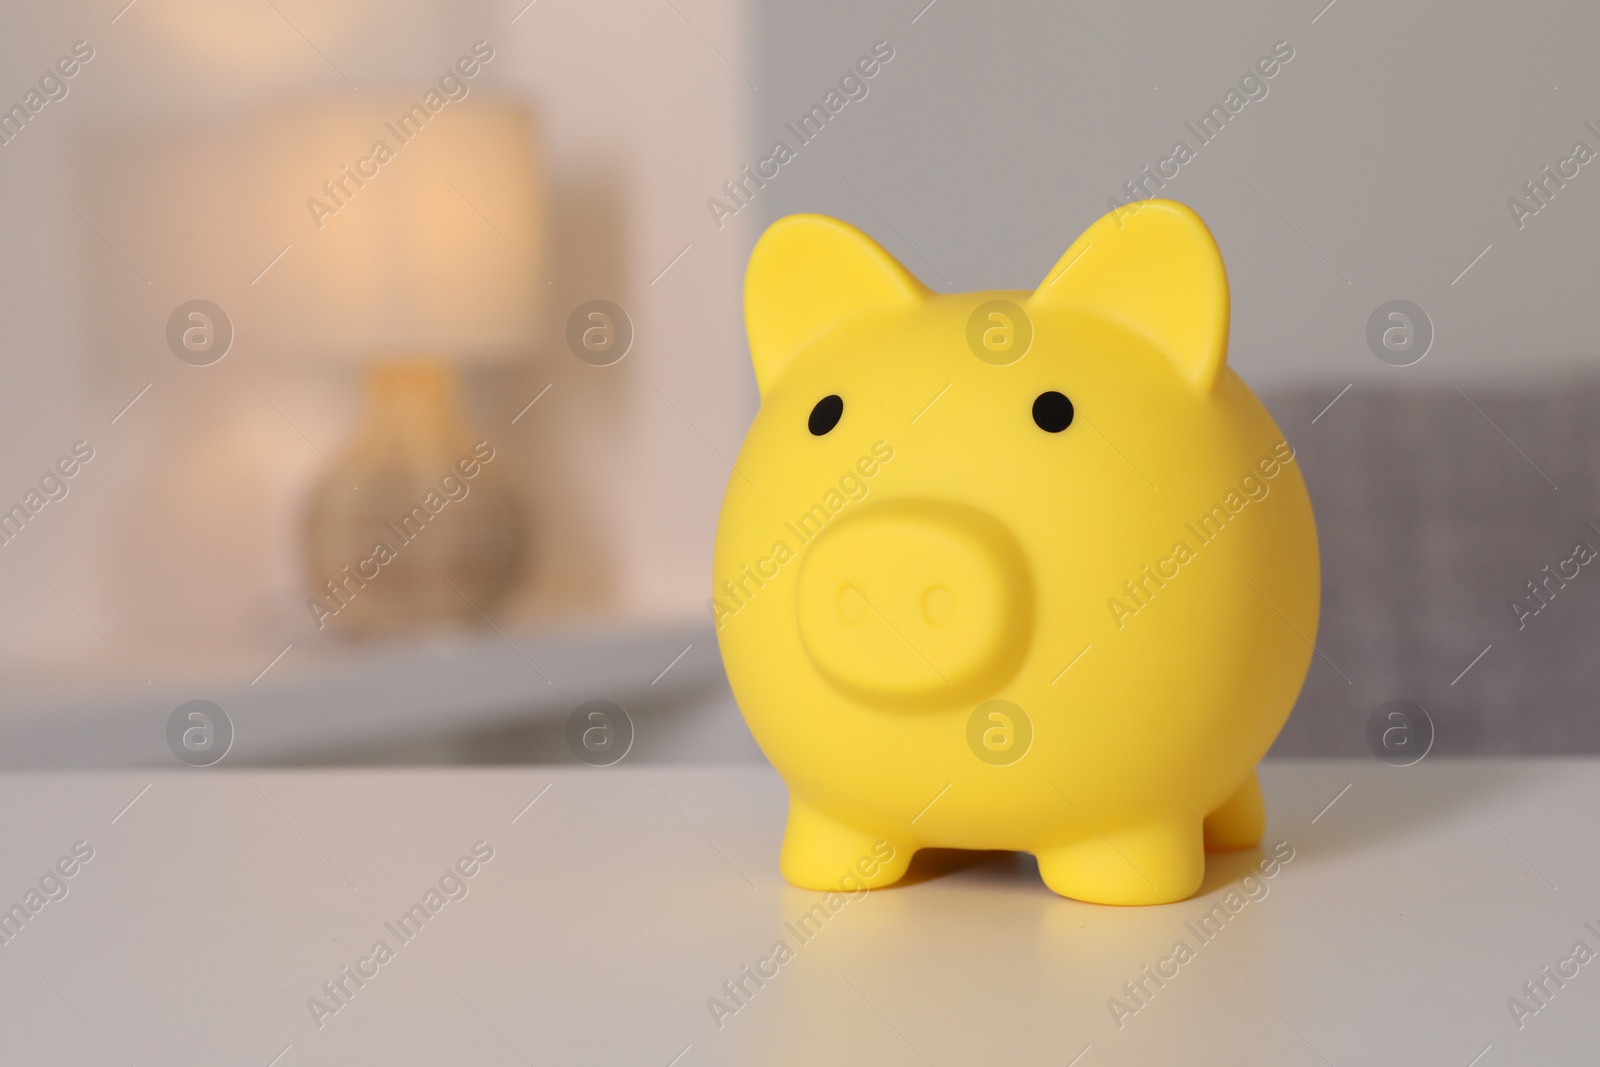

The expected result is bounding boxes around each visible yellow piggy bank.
[712,200,1319,905]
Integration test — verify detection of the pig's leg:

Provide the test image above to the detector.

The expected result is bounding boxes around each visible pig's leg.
[779,794,911,891]
[1202,771,1265,852]
[1035,820,1205,905]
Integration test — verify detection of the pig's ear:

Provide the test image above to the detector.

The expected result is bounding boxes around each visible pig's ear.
[1027,200,1229,393]
[745,214,928,396]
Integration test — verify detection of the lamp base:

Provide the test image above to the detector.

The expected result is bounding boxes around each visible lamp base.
[303,360,525,635]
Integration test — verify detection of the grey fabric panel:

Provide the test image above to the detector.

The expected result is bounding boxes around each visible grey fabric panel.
[1263,384,1600,756]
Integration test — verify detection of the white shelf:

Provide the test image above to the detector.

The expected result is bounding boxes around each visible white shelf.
[0,619,721,767]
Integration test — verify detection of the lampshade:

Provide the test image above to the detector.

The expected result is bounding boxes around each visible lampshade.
[245,95,543,364]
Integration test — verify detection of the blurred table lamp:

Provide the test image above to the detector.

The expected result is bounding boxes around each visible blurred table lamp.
[249,96,542,635]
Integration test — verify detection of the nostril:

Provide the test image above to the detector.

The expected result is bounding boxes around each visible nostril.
[922,586,953,625]
[837,585,867,625]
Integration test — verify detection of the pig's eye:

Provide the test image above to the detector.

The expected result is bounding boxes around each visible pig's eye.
[809,394,843,436]
[1032,391,1074,433]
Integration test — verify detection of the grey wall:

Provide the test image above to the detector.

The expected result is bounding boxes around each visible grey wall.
[750,0,1600,391]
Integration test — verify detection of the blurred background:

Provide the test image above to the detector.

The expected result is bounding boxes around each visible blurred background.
[0,0,1594,766]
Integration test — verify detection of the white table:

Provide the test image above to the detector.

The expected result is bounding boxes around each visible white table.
[1,760,1593,1065]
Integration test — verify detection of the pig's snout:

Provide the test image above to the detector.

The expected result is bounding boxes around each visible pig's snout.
[795,501,1031,706]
